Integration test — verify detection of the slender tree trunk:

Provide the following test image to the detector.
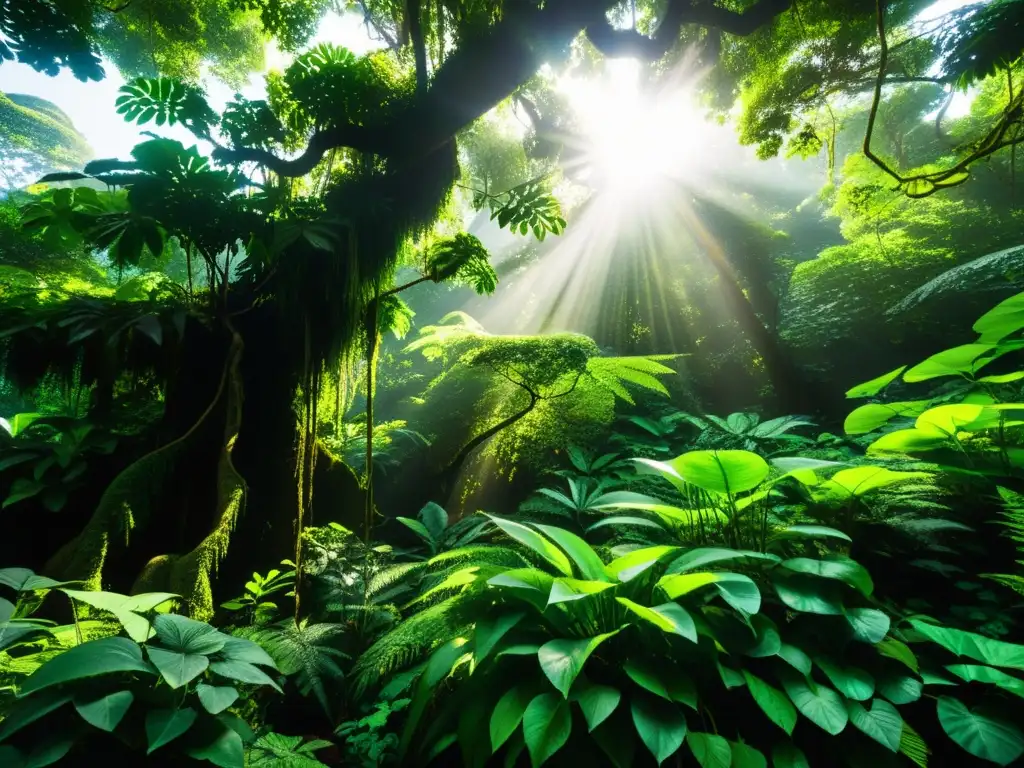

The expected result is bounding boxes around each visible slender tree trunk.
[406,0,428,94]
[363,290,380,542]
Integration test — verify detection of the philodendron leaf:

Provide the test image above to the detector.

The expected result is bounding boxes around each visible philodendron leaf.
[847,608,891,644]
[196,684,239,715]
[573,682,621,732]
[209,659,283,693]
[730,741,767,768]
[631,692,687,766]
[185,716,247,768]
[490,684,534,752]
[475,611,524,664]
[624,659,696,708]
[147,646,209,689]
[486,516,572,576]
[877,673,923,705]
[687,731,732,768]
[781,557,873,596]
[778,669,848,735]
[772,572,844,615]
[538,631,618,697]
[670,450,770,494]
[146,706,198,753]
[945,665,1024,699]
[910,620,1024,670]
[522,693,571,767]
[937,696,1024,766]
[743,671,796,735]
[533,524,609,582]
[152,613,227,654]
[73,690,134,732]
[615,599,697,642]
[847,698,903,752]
[814,658,875,701]
[665,547,778,575]
[658,572,761,614]
[19,637,155,695]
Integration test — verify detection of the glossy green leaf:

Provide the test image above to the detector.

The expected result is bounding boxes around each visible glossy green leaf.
[845,366,908,398]
[974,292,1024,341]
[546,578,615,606]
[670,450,770,495]
[937,696,1024,766]
[877,673,923,704]
[208,660,283,693]
[945,665,1024,699]
[910,619,1024,670]
[659,571,761,614]
[772,573,844,615]
[487,516,572,576]
[904,343,1000,382]
[73,690,133,732]
[616,599,697,642]
[843,401,929,435]
[847,698,903,752]
[152,613,227,654]
[815,658,874,701]
[19,637,154,695]
[606,545,679,582]
[185,716,246,768]
[778,669,848,735]
[573,682,621,732]
[146,706,198,753]
[866,427,950,455]
[776,643,813,675]
[196,684,239,715]
[533,524,609,581]
[773,525,851,543]
[490,684,534,752]
[61,589,178,642]
[631,693,686,766]
[731,741,767,768]
[0,689,73,741]
[147,646,209,689]
[538,631,618,697]
[0,568,65,592]
[522,693,571,767]
[687,732,732,768]
[215,635,277,668]
[475,612,524,664]
[847,608,891,644]
[782,557,873,596]
[743,671,796,735]
[665,547,778,575]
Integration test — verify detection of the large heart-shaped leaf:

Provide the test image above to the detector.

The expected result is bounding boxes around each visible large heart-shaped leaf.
[937,696,1024,766]
[659,572,761,614]
[74,690,134,732]
[778,669,848,735]
[146,706,198,753]
[743,671,796,735]
[196,684,239,715]
[631,693,686,766]
[781,557,873,596]
[669,450,769,495]
[61,589,178,642]
[772,573,844,615]
[730,741,767,768]
[185,716,247,767]
[573,682,621,732]
[214,635,277,668]
[624,659,696,708]
[878,673,923,704]
[209,660,283,693]
[687,732,732,768]
[147,646,209,689]
[19,637,154,695]
[847,698,902,752]
[538,632,618,697]
[474,612,524,664]
[522,693,571,767]
[847,608,891,643]
[153,613,227,654]
[814,659,874,701]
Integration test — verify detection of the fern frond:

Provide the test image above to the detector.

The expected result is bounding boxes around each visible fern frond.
[426,545,529,572]
[236,620,349,718]
[899,719,930,768]
[587,356,677,404]
[367,562,427,602]
[351,590,481,698]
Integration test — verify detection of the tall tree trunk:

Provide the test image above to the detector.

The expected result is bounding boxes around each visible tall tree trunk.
[364,290,380,542]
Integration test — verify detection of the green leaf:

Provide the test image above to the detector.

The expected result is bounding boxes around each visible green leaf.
[974,292,1024,341]
[574,683,621,732]
[73,690,133,731]
[743,671,796,735]
[475,612,524,664]
[910,619,1024,670]
[772,572,844,615]
[186,717,246,768]
[773,525,851,543]
[904,343,1001,382]
[538,632,618,697]
[845,366,908,398]
[547,578,615,606]
[616,599,697,642]
[936,696,1024,766]
[209,660,283,692]
[0,689,73,741]
[945,665,1024,698]
[847,608,891,644]
[776,644,812,675]
[605,545,679,582]
[147,646,209,689]
[20,736,74,768]
[687,732,732,768]
[397,517,434,545]
[866,428,951,455]
[146,706,198,753]
[778,669,848,735]
[490,684,534,752]
[670,450,770,495]
[665,547,778,574]
[0,568,64,592]
[249,732,332,766]
[872,669,922,705]
[533,524,609,581]
[847,698,903,752]
[781,557,873,596]
[843,401,930,434]
[522,693,571,767]
[731,741,767,768]
[487,516,572,576]
[61,589,178,642]
[659,572,761,614]
[19,637,154,696]
[631,693,686,766]
[215,635,277,668]
[772,741,810,768]
[815,658,875,701]
[624,659,696,707]
[196,684,239,715]
[153,613,227,654]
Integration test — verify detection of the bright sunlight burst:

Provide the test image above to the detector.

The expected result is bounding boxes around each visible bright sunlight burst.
[561,58,709,196]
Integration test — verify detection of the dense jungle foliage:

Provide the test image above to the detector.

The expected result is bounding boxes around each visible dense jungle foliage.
[2,0,1024,765]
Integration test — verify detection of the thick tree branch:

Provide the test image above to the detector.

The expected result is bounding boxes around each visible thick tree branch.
[586,0,792,59]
